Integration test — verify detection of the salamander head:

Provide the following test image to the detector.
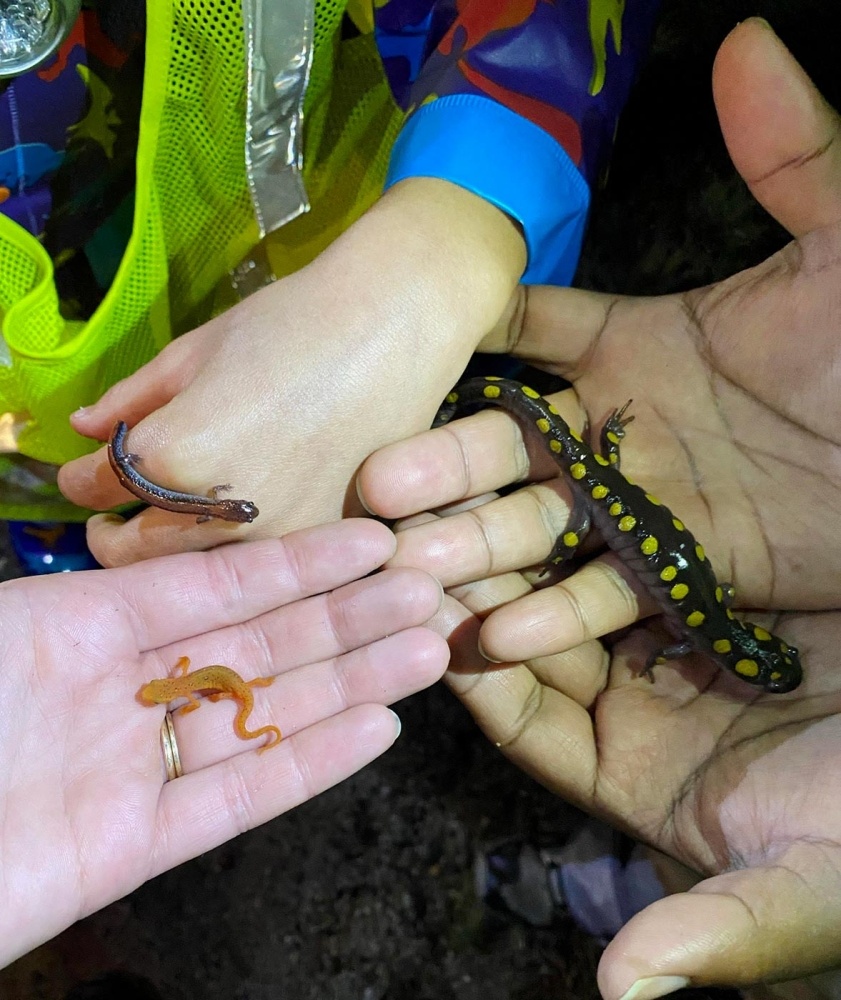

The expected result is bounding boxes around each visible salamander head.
[139,679,172,704]
[216,499,260,523]
[726,622,802,693]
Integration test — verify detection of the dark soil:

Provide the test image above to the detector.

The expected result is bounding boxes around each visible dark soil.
[2,2,838,998]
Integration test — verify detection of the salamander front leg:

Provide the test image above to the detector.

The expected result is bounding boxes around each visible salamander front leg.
[642,641,693,682]
[600,401,634,469]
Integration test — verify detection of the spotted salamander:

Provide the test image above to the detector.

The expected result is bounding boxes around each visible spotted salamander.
[434,377,802,694]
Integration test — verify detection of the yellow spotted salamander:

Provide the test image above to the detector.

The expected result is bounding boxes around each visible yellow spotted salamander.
[434,377,802,694]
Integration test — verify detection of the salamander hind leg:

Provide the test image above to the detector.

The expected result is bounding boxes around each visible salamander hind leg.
[600,401,634,469]
[540,489,591,576]
[174,692,202,714]
[642,641,693,682]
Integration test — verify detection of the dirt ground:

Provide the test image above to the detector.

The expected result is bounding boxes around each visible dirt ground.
[2,2,838,998]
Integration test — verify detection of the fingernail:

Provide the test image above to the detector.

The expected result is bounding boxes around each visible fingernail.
[477,640,502,664]
[354,479,375,515]
[618,976,690,1000]
[750,16,774,30]
[97,513,127,526]
[388,709,402,739]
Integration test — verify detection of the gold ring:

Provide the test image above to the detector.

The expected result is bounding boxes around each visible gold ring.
[160,712,183,781]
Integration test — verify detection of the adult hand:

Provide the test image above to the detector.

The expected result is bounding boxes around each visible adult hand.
[359,17,841,652]
[0,519,448,969]
[57,179,525,567]
[438,583,841,997]
[359,17,841,994]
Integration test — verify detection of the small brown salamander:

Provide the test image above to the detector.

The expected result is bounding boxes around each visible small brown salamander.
[107,420,259,524]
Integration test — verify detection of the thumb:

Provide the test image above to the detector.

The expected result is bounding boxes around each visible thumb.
[597,853,841,1000]
[713,18,841,237]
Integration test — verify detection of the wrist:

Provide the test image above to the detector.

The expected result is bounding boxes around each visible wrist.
[328,176,527,353]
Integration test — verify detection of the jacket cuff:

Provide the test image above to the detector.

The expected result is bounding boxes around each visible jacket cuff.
[385,94,591,286]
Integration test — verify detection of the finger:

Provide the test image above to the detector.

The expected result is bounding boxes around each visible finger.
[599,848,841,1000]
[478,281,659,386]
[438,590,602,797]
[69,332,199,441]
[94,519,399,652]
[148,566,444,682]
[84,507,264,566]
[389,483,574,586]
[358,390,586,520]
[154,625,447,771]
[153,704,401,872]
[446,562,613,709]
[479,555,649,664]
[713,18,841,237]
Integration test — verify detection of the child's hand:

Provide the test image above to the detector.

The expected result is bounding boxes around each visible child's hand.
[57,179,525,566]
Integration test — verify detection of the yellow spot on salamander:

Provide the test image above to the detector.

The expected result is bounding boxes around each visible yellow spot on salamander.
[655,655,667,665]
[735,658,760,678]
[713,639,732,654]
[726,608,735,620]
[592,485,609,499]
[640,536,658,556]
[660,566,677,581]
[770,671,782,681]
[522,385,540,398]
[672,518,685,531]
[485,376,502,381]
[753,626,772,642]
[550,439,562,453]
[686,611,705,627]
[446,392,458,403]
[606,430,620,445]
[483,385,501,399]
[695,544,706,562]
[570,427,583,442]
[536,418,550,433]
[715,586,723,602]
[570,463,587,480]
[609,453,618,464]
[618,515,636,532]
[670,583,689,600]
[609,502,623,516]
[595,454,609,466]
[563,532,579,548]
[644,493,661,505]
[548,403,559,415]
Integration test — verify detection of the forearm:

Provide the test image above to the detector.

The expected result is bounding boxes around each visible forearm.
[317,175,527,381]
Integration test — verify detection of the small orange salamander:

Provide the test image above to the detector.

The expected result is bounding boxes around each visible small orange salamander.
[140,656,281,751]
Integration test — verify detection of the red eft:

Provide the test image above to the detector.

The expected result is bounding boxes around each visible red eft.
[140,656,281,752]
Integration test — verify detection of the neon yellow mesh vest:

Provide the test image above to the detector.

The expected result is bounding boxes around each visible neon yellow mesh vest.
[0,0,403,521]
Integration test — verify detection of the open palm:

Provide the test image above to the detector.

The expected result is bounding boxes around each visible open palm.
[0,520,447,969]
[358,18,841,995]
